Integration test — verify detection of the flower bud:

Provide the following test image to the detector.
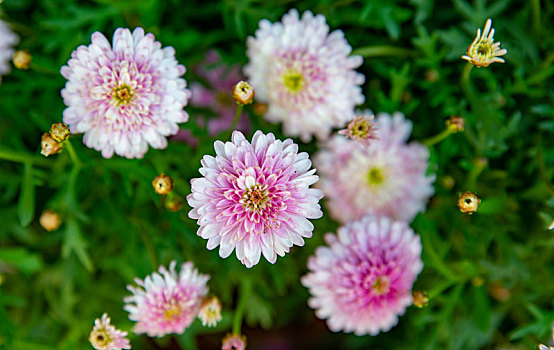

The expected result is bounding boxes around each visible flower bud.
[253,102,268,116]
[13,50,31,70]
[198,296,222,327]
[165,193,183,212]
[338,115,378,145]
[412,290,429,308]
[222,334,247,350]
[488,282,510,302]
[50,123,70,142]
[233,81,255,105]
[446,116,464,133]
[152,174,173,195]
[41,133,63,157]
[39,210,61,231]
[457,192,480,214]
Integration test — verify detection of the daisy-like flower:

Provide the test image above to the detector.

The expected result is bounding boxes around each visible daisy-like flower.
[461,18,507,68]
[198,296,222,327]
[221,334,247,350]
[338,114,378,145]
[89,313,131,350]
[124,261,209,337]
[315,112,435,224]
[301,215,423,335]
[245,9,365,141]
[187,130,323,268]
[0,19,19,84]
[61,27,191,159]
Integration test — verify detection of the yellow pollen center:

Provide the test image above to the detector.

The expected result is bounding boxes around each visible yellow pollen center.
[91,329,111,347]
[367,167,385,186]
[241,184,269,212]
[283,71,304,93]
[113,85,134,105]
[475,42,491,57]
[371,276,390,296]
[164,304,182,321]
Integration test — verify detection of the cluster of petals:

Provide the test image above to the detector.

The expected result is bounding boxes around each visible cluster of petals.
[315,112,435,223]
[221,334,247,350]
[245,9,364,141]
[461,18,507,68]
[124,261,209,337]
[0,19,18,84]
[61,27,191,158]
[187,130,323,268]
[301,215,423,335]
[89,313,131,350]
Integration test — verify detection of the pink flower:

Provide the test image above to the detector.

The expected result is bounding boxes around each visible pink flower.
[245,9,364,141]
[123,261,209,337]
[221,334,247,350]
[315,112,435,223]
[89,313,131,350]
[61,28,191,159]
[0,19,18,84]
[187,130,323,268]
[338,114,378,145]
[301,215,423,335]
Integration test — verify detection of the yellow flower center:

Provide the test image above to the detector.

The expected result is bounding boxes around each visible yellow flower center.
[371,276,390,296]
[367,167,385,186]
[476,42,491,57]
[90,328,111,348]
[164,303,182,321]
[113,84,134,105]
[283,70,304,93]
[241,184,269,212]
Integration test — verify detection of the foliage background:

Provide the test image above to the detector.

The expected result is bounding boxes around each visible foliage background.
[0,0,553,349]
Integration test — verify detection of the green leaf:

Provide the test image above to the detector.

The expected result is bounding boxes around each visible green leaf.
[0,248,43,275]
[17,162,35,227]
[62,218,93,272]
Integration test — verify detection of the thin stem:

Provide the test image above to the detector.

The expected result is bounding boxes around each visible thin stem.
[30,63,59,75]
[423,129,454,147]
[232,278,251,335]
[64,140,82,168]
[466,158,487,189]
[531,0,541,35]
[0,147,51,166]
[352,45,419,58]
[135,220,159,269]
[230,104,244,132]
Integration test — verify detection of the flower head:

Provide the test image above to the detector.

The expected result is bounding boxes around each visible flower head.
[187,130,323,268]
[245,9,364,141]
[338,114,378,145]
[462,18,507,68]
[198,296,222,327]
[124,261,209,337]
[221,334,247,350]
[302,215,423,335]
[61,28,191,159]
[0,19,18,84]
[539,346,554,350]
[89,313,131,350]
[457,192,480,214]
[315,112,435,224]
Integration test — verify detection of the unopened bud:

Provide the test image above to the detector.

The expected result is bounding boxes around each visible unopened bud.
[253,102,268,116]
[41,133,63,157]
[50,123,70,142]
[39,210,61,231]
[446,116,464,133]
[165,193,183,212]
[198,296,222,327]
[338,114,378,145]
[488,282,510,302]
[233,81,255,105]
[152,174,173,195]
[412,290,429,308]
[457,192,481,214]
[13,50,32,70]
[222,334,247,350]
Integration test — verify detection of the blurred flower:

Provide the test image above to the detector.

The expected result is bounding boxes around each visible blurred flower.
[49,123,70,142]
[152,174,173,195]
[462,18,507,68]
[124,261,209,337]
[488,282,510,302]
[164,193,184,212]
[40,132,63,157]
[446,116,464,132]
[338,114,378,145]
[222,334,247,350]
[412,291,429,308]
[187,130,323,268]
[302,215,423,335]
[0,19,18,84]
[61,28,191,159]
[457,192,480,214]
[253,102,268,116]
[539,345,553,350]
[89,313,131,350]
[39,210,61,231]
[245,9,364,141]
[12,50,31,70]
[315,112,435,223]
[549,221,554,230]
[233,81,255,105]
[198,296,222,327]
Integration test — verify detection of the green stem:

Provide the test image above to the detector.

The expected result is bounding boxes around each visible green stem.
[423,129,454,147]
[135,220,159,269]
[531,0,541,35]
[461,63,474,99]
[0,147,51,166]
[230,104,244,132]
[466,158,487,189]
[30,63,58,75]
[64,140,82,168]
[232,278,251,335]
[352,45,419,58]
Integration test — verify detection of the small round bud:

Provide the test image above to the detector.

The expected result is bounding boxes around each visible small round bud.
[222,334,247,350]
[253,102,268,116]
[39,210,61,231]
[412,290,429,308]
[41,133,63,157]
[488,282,510,302]
[152,174,173,195]
[424,69,439,83]
[165,193,183,212]
[233,81,255,105]
[13,50,32,70]
[49,123,70,142]
[198,296,222,327]
[446,116,465,133]
[457,192,481,214]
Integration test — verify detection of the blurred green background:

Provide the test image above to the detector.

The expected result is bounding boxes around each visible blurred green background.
[0,0,553,349]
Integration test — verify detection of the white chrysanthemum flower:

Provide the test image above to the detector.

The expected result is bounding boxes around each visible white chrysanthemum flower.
[245,9,365,142]
[0,19,19,84]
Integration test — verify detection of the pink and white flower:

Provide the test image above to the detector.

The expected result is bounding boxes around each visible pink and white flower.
[315,112,435,223]
[245,9,364,141]
[0,19,18,84]
[301,215,423,335]
[221,334,247,350]
[123,261,209,337]
[187,130,323,268]
[89,313,131,350]
[61,27,191,159]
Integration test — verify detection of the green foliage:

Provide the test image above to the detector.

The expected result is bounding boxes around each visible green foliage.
[0,0,553,349]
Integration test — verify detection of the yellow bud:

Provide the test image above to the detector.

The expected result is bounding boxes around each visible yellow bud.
[412,290,429,308]
[165,193,183,212]
[457,192,481,214]
[152,174,173,195]
[233,81,255,105]
[13,50,32,70]
[39,210,61,231]
[446,116,465,133]
[41,133,63,157]
[49,123,70,142]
